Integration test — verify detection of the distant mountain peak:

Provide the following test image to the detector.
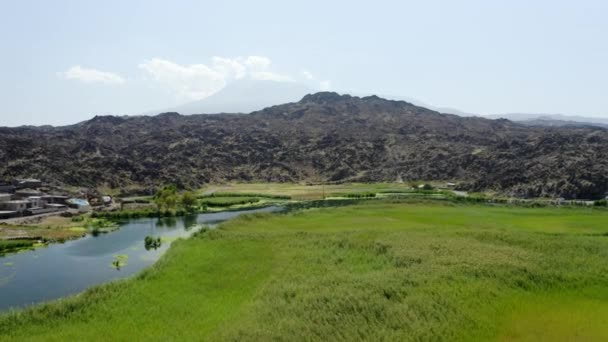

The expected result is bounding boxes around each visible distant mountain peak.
[87,115,127,125]
[159,80,317,115]
[300,92,352,104]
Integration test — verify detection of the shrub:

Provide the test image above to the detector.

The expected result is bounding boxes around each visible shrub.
[422,184,434,191]
[71,215,84,222]
[594,199,607,207]
[144,236,162,250]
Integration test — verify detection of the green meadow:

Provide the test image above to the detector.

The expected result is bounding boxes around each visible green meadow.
[2,200,608,341]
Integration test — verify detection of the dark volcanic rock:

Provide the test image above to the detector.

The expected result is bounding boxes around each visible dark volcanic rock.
[1,92,607,199]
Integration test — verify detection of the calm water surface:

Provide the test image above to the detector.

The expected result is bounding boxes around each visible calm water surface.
[0,206,280,311]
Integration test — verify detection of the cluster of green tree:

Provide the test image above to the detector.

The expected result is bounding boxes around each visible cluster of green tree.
[153,186,197,213]
[94,186,201,219]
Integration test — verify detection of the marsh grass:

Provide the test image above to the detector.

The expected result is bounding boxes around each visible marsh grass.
[1,200,608,340]
[0,240,35,255]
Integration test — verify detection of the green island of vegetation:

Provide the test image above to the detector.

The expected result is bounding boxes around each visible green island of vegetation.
[1,196,608,341]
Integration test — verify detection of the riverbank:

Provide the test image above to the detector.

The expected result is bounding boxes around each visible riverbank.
[0,215,119,255]
[0,207,282,311]
[3,183,605,257]
[2,200,608,340]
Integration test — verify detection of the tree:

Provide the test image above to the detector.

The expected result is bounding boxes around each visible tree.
[422,183,434,191]
[153,185,178,212]
[181,191,197,212]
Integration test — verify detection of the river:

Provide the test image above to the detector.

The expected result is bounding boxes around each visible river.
[0,206,281,311]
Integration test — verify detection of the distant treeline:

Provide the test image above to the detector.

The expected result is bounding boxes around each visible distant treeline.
[198,197,260,207]
[333,192,377,198]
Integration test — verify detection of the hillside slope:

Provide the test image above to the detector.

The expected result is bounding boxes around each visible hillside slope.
[1,92,607,199]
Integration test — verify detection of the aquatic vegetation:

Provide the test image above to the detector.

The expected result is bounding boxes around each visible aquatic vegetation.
[144,236,162,250]
[88,218,118,237]
[0,240,35,255]
[110,254,128,270]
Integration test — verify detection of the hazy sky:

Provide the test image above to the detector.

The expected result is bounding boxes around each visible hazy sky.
[1,0,607,126]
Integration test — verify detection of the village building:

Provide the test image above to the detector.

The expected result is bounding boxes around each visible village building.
[0,193,11,203]
[13,178,42,189]
[26,196,44,209]
[0,200,29,213]
[27,203,68,215]
[40,195,69,205]
[0,211,16,219]
[14,188,42,199]
[0,183,15,193]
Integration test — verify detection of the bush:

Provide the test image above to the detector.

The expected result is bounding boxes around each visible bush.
[594,199,608,207]
[144,236,162,250]
[71,215,84,222]
[199,197,260,207]
[344,192,376,198]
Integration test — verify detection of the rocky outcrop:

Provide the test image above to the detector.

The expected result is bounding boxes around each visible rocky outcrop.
[1,92,607,199]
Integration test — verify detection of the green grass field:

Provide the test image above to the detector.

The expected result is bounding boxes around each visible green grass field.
[2,200,608,340]
[202,182,416,200]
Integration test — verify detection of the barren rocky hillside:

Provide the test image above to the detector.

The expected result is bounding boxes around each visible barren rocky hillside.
[1,92,607,199]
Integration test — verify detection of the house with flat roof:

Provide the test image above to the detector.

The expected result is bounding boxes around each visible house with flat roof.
[41,195,68,205]
[14,178,42,189]
[27,196,44,209]
[0,200,29,213]
[0,210,17,219]
[15,189,42,199]
[0,184,15,193]
[0,193,11,203]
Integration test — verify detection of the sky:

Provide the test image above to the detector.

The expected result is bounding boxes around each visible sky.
[0,0,607,126]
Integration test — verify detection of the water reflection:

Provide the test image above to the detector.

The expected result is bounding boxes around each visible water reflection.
[0,206,281,311]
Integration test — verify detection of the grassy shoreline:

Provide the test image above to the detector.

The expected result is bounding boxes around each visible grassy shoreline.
[2,182,605,258]
[2,199,608,340]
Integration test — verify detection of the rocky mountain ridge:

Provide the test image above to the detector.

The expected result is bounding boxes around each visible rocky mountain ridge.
[1,92,607,199]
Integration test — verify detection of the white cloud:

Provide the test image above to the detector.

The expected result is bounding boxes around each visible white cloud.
[139,58,226,100]
[243,56,271,70]
[249,71,294,82]
[301,70,314,80]
[60,65,125,85]
[211,57,247,80]
[301,69,331,90]
[138,56,329,101]
[139,56,298,101]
